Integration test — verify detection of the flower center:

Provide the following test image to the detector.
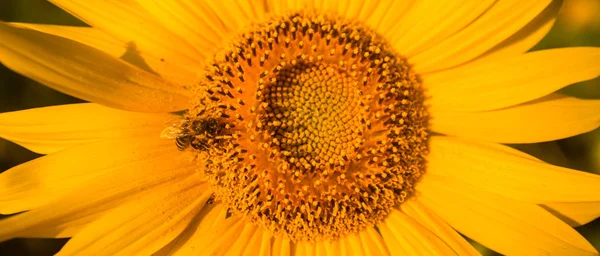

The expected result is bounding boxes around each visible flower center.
[178,12,428,242]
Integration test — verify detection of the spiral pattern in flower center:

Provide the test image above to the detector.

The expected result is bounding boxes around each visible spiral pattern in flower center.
[182,12,429,242]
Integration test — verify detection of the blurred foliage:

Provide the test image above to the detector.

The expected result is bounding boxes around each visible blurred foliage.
[0,0,598,255]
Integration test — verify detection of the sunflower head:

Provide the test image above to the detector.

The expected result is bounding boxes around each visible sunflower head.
[175,12,429,241]
[1,1,599,255]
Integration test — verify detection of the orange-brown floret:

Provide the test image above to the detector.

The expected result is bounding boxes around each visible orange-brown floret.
[183,12,429,242]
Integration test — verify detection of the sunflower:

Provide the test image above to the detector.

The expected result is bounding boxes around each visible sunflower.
[1,1,599,255]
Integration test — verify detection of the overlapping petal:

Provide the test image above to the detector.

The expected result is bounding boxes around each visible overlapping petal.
[0,136,191,215]
[417,175,598,255]
[473,0,561,63]
[0,22,190,112]
[49,0,205,75]
[8,23,198,85]
[425,47,600,112]
[400,200,480,255]
[0,103,172,154]
[0,156,195,241]
[379,209,456,255]
[431,94,600,143]
[57,177,209,256]
[427,136,600,203]
[411,0,551,72]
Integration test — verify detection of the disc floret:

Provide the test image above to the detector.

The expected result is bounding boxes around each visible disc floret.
[183,12,428,242]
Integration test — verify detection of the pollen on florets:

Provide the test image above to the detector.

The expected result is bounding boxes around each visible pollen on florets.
[183,12,429,242]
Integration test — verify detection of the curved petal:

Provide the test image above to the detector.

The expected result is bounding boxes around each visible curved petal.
[0,103,173,154]
[0,136,188,214]
[391,1,495,57]
[57,177,209,256]
[362,0,415,38]
[136,0,280,57]
[9,23,198,86]
[543,202,600,227]
[400,200,480,256]
[416,175,598,255]
[0,22,190,112]
[427,136,600,203]
[410,0,551,73]
[49,0,205,73]
[379,209,457,256]
[8,23,123,59]
[223,223,259,255]
[359,227,390,256]
[155,204,249,256]
[473,0,561,63]
[136,1,228,52]
[239,225,264,256]
[425,47,600,112]
[346,233,367,256]
[152,204,224,255]
[204,218,248,255]
[431,94,600,143]
[0,155,195,241]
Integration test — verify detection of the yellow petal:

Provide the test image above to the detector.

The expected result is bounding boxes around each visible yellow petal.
[240,227,263,256]
[242,226,268,256]
[474,0,561,63]
[279,236,292,256]
[0,160,195,241]
[426,47,600,112]
[137,0,266,58]
[400,200,480,256]
[427,136,600,203]
[154,204,224,255]
[431,93,600,143]
[206,221,249,255]
[334,235,348,256]
[359,227,390,256]
[543,202,600,227]
[315,240,327,256]
[161,204,249,256]
[322,238,337,255]
[411,0,551,73]
[0,22,190,112]
[294,241,309,256]
[337,1,378,22]
[134,2,223,58]
[0,103,172,154]
[391,1,495,57]
[345,232,365,256]
[433,138,600,227]
[224,223,259,255]
[417,175,598,255]
[261,231,275,256]
[363,0,414,38]
[50,0,205,73]
[57,177,209,256]
[200,1,264,35]
[0,136,189,214]
[379,209,457,256]
[9,23,198,86]
[8,23,123,59]
[272,234,284,256]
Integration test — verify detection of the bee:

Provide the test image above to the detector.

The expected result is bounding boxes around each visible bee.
[160,117,194,151]
[160,116,227,151]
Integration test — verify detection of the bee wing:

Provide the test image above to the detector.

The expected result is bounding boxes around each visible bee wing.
[164,116,188,127]
[160,117,191,140]
[160,126,183,140]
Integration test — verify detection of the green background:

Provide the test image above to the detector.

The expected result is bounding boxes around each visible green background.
[0,0,598,255]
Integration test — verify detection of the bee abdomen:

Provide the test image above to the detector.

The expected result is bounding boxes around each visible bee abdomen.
[175,136,192,151]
